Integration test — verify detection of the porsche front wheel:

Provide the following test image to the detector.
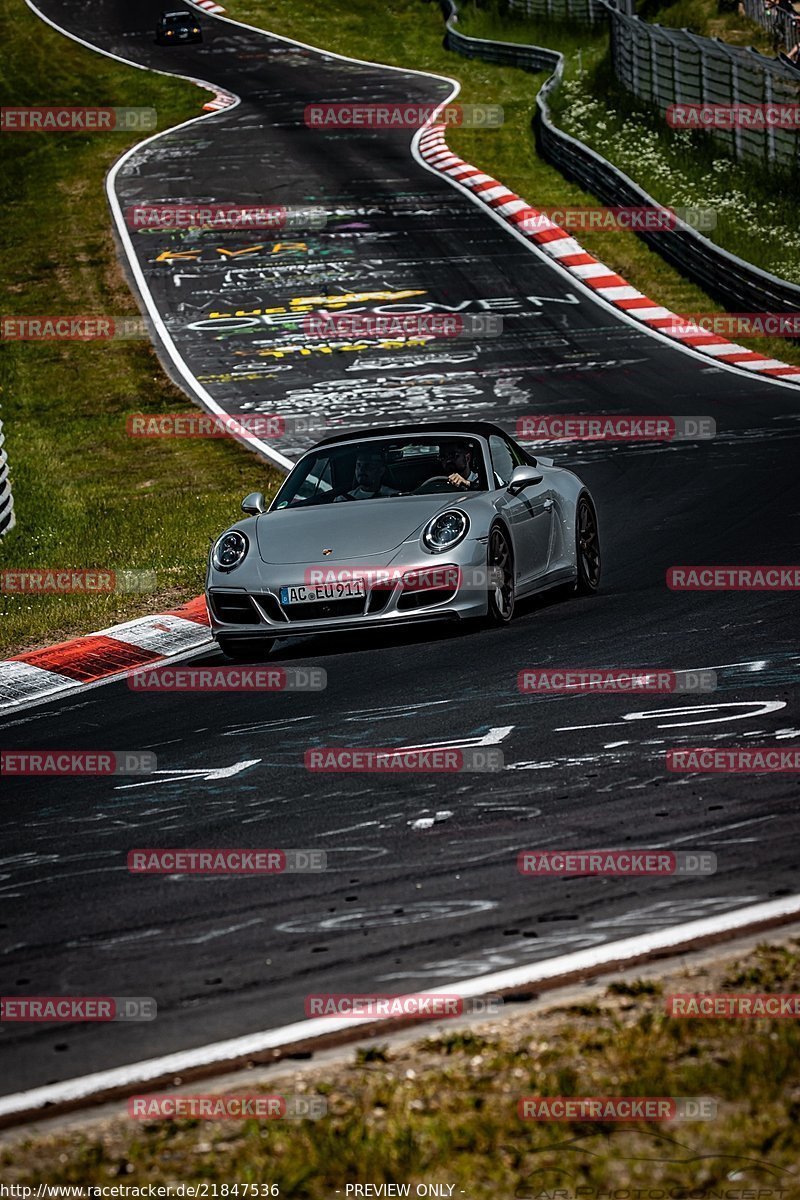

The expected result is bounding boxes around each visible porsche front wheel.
[486,526,515,624]
[575,495,601,594]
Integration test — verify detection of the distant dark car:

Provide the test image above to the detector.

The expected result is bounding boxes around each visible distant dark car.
[156,10,202,44]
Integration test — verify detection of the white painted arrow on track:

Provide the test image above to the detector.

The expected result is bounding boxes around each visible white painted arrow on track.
[114,759,261,790]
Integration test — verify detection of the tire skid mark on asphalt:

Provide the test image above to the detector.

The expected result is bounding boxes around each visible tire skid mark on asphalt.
[181,917,264,946]
[65,928,164,951]
[275,898,498,934]
[646,814,777,848]
[220,715,315,737]
[376,895,764,980]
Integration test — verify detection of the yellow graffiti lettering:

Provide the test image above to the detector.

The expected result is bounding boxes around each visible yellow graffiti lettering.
[208,307,287,318]
[271,242,308,253]
[287,290,426,310]
[155,250,202,262]
[237,338,431,360]
[215,244,265,258]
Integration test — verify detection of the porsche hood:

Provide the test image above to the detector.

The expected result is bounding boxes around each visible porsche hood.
[254,497,474,564]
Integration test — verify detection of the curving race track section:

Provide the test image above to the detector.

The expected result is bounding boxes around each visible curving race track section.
[1,0,799,1108]
[25,0,800,460]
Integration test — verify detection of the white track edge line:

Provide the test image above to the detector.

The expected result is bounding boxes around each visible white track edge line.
[1,892,799,1118]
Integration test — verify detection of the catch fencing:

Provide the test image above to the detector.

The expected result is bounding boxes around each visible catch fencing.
[609,10,800,167]
[742,0,800,54]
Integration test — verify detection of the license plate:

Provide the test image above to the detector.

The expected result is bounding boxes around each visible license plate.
[280,580,366,605]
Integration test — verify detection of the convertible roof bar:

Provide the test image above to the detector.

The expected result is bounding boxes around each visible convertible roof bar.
[314,420,513,448]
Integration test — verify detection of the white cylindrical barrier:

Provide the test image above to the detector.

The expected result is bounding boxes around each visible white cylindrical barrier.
[0,418,15,536]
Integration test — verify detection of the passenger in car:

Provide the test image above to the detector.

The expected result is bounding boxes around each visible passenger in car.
[335,448,399,501]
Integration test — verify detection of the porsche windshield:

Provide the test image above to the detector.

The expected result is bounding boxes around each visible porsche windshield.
[272,437,488,508]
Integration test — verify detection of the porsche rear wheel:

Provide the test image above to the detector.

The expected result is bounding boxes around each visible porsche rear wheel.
[575,495,601,594]
[486,526,515,624]
[217,637,275,662]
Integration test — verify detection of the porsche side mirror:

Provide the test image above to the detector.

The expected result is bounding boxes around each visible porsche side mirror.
[241,492,266,516]
[507,465,543,495]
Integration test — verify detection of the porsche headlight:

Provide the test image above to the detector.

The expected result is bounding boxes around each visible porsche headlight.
[422,510,469,554]
[212,530,248,572]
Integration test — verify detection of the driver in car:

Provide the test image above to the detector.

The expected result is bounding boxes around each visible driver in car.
[335,448,398,501]
[441,442,480,490]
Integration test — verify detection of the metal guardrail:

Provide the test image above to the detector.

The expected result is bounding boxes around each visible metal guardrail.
[742,0,800,53]
[436,0,800,314]
[0,419,15,537]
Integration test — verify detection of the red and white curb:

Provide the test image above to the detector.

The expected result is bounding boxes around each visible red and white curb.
[202,89,236,112]
[193,0,226,13]
[0,597,211,713]
[417,123,800,384]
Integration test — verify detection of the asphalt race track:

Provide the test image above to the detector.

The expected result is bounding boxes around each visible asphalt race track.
[1,0,799,1096]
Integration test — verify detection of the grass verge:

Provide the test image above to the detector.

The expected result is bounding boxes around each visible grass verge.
[2,939,799,1191]
[0,0,282,657]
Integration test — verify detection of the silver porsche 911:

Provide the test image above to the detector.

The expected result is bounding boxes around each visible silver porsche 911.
[205,421,601,659]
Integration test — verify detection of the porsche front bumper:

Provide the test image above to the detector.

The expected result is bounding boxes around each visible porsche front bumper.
[206,541,489,643]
